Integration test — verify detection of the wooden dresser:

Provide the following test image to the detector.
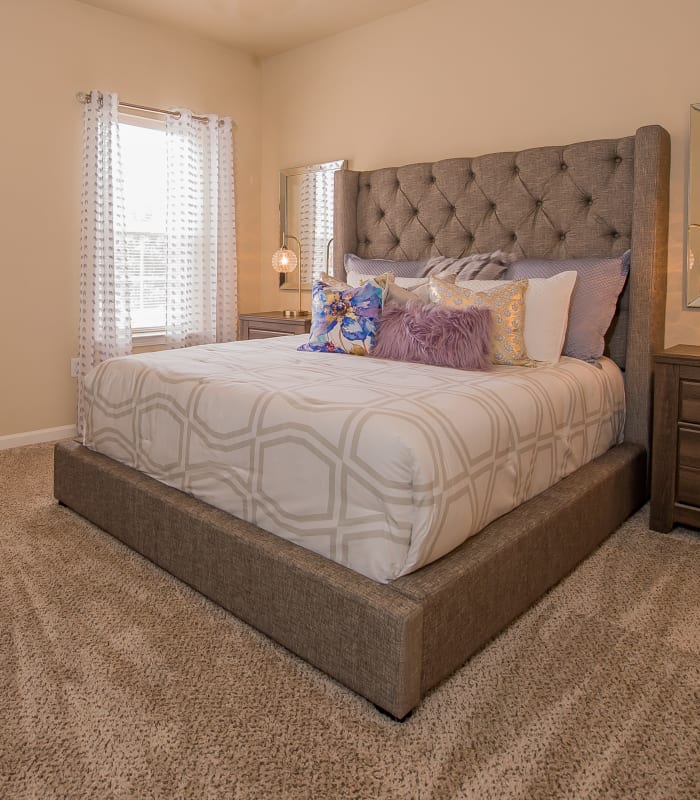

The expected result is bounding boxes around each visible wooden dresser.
[239,311,311,341]
[650,345,700,531]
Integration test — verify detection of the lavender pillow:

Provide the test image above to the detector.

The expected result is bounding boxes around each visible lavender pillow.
[506,251,630,364]
[344,253,427,278]
[371,303,493,371]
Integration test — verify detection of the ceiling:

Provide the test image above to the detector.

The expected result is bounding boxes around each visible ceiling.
[77,0,427,58]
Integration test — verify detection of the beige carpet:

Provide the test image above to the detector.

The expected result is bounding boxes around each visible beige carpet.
[1,444,698,800]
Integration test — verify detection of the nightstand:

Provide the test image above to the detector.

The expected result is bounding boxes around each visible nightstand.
[650,345,700,532]
[239,311,311,340]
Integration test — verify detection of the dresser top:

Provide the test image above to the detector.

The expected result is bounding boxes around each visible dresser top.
[655,345,700,365]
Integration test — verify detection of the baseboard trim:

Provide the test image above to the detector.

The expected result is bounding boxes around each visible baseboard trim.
[0,425,78,451]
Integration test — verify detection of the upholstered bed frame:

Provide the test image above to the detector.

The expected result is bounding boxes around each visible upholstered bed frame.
[54,125,670,720]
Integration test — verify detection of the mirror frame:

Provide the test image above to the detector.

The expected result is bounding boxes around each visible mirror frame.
[278,159,347,290]
[686,103,700,308]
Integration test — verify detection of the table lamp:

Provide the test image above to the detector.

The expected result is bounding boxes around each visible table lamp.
[271,234,309,318]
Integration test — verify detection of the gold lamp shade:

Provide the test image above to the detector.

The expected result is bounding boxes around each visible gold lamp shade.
[271,246,298,274]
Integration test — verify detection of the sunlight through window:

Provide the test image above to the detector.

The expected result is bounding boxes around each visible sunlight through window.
[120,120,167,331]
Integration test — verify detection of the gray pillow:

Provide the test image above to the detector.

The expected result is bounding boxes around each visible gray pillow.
[385,282,428,306]
[505,251,630,363]
[344,253,427,278]
[384,273,457,306]
[424,250,515,281]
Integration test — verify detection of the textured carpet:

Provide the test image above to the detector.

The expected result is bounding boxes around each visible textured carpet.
[1,444,698,800]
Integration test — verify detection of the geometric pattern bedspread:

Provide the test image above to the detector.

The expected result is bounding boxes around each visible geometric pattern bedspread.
[84,336,625,583]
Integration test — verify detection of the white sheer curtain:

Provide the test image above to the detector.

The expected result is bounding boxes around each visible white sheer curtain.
[78,90,131,435]
[165,111,237,346]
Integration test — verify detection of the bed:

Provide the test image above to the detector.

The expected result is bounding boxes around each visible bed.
[54,125,670,719]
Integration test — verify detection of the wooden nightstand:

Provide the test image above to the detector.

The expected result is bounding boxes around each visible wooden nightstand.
[650,345,700,532]
[239,311,311,340]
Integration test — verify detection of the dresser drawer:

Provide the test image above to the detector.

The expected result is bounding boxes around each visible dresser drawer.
[677,464,700,506]
[651,347,700,533]
[678,426,700,468]
[679,378,700,424]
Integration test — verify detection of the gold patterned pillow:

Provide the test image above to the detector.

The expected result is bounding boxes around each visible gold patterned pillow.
[429,277,532,366]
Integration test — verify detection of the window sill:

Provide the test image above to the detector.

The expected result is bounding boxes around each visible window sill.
[132,330,168,352]
[132,330,166,347]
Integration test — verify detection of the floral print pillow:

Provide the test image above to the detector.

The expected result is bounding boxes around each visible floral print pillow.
[298,279,384,356]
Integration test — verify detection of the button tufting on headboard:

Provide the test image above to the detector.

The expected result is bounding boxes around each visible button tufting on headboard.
[346,137,636,265]
[333,126,672,453]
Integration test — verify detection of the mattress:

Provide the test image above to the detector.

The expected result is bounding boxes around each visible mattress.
[83,336,625,583]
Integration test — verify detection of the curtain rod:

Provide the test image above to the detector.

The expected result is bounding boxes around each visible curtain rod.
[76,91,230,125]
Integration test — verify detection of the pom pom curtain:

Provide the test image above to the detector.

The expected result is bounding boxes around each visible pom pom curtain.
[78,90,237,432]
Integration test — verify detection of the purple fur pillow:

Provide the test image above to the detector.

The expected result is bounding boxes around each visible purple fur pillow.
[370,303,493,371]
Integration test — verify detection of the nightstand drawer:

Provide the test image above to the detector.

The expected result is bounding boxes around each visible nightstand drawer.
[248,328,292,340]
[239,312,311,341]
[677,465,700,506]
[678,426,700,468]
[679,378,700,424]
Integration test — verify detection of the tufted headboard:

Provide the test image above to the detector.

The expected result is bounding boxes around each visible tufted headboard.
[334,125,670,453]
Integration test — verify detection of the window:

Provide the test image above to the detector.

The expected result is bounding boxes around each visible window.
[78,90,237,430]
[119,115,167,334]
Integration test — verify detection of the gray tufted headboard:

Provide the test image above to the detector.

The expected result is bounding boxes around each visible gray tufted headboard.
[334,125,670,453]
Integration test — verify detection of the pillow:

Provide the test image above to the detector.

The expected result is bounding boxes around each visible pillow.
[505,252,630,363]
[298,280,383,356]
[424,250,516,281]
[430,277,531,366]
[383,282,426,307]
[382,274,456,306]
[347,271,456,302]
[456,271,577,364]
[343,253,427,278]
[370,304,493,371]
[331,271,395,300]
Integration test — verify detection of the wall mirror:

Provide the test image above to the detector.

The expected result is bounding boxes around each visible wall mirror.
[686,103,700,307]
[278,159,347,291]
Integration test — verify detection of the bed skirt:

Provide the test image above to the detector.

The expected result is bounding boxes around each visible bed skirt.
[54,440,646,719]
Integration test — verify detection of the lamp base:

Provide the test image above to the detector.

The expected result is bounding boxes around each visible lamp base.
[282,309,311,318]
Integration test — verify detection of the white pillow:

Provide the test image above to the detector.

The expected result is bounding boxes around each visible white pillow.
[393,276,430,289]
[346,271,426,289]
[456,271,577,364]
[346,272,453,290]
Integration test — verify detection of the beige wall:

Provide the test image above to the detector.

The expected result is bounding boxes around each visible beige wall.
[259,0,700,345]
[0,0,261,437]
[4,0,700,438]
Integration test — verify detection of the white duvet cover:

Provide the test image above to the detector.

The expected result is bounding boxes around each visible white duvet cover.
[84,336,625,583]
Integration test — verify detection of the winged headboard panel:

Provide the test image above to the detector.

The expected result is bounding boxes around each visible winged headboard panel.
[334,126,670,453]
